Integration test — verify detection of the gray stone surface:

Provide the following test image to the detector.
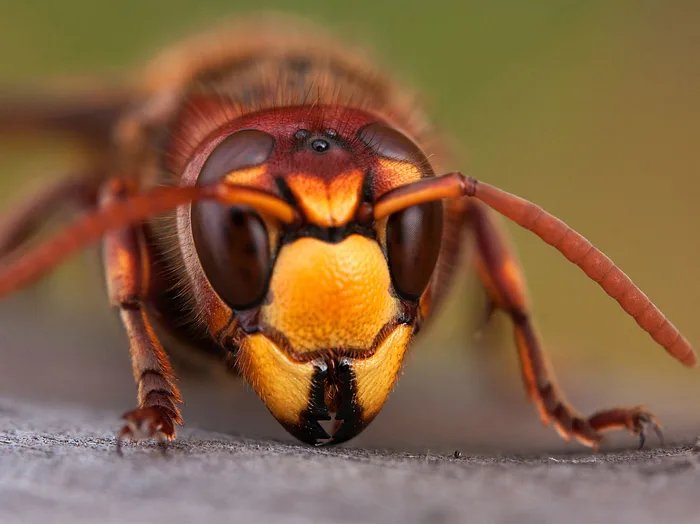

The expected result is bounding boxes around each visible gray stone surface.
[2,397,700,524]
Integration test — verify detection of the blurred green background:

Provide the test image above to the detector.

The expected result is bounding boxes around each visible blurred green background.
[0,0,698,453]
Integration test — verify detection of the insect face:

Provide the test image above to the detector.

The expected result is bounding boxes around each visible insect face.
[1,14,694,451]
[180,106,442,443]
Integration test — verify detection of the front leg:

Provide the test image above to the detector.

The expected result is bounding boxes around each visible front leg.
[101,180,183,451]
[466,201,661,449]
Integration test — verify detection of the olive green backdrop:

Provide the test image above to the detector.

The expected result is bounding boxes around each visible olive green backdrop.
[0,1,698,452]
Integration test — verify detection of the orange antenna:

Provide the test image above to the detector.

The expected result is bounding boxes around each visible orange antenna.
[0,182,300,298]
[373,172,697,367]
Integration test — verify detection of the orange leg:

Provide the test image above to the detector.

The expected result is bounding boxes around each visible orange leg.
[465,201,662,449]
[100,179,183,452]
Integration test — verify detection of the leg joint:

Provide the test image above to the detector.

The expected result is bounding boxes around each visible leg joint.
[508,307,529,325]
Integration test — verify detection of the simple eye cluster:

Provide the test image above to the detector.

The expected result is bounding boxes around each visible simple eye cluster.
[191,126,443,310]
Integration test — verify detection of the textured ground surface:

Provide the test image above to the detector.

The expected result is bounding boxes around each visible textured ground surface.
[1,397,700,524]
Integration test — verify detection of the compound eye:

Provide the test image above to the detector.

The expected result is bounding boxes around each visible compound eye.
[386,201,443,300]
[198,129,275,184]
[192,205,270,310]
[191,129,275,309]
[358,123,431,172]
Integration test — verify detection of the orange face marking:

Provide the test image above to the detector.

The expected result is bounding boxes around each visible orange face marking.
[196,279,234,339]
[286,170,364,227]
[373,158,423,198]
[262,235,398,355]
[418,284,433,319]
[223,165,268,187]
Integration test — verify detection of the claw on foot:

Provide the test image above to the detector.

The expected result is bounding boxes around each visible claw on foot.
[587,406,664,450]
[115,406,176,456]
[535,389,664,451]
[632,410,664,450]
[568,406,663,451]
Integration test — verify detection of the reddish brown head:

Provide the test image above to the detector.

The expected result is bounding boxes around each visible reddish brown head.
[174,105,442,443]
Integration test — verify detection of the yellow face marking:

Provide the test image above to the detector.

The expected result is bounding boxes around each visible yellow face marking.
[236,333,317,427]
[352,324,412,421]
[286,170,364,227]
[262,235,398,354]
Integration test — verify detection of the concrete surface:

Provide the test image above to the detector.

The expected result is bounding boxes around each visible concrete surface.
[2,397,700,524]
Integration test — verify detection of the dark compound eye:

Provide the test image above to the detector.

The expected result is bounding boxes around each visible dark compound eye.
[386,200,443,300]
[357,123,432,173]
[192,205,271,310]
[197,129,275,185]
[311,138,330,153]
[192,129,275,309]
